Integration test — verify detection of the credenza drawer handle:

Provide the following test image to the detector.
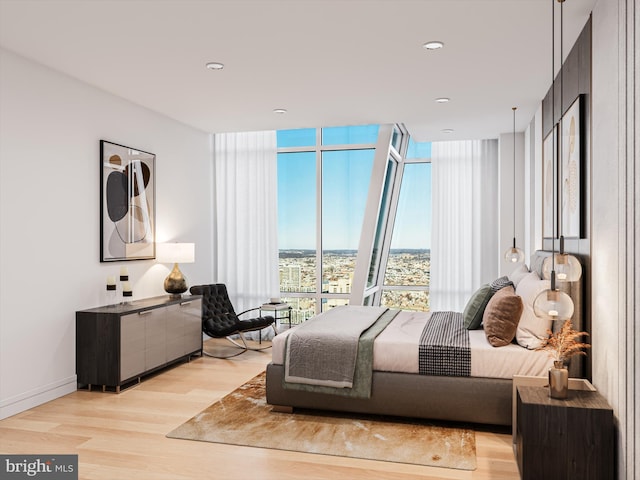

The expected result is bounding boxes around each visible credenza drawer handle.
[180,301,192,306]
[138,310,153,316]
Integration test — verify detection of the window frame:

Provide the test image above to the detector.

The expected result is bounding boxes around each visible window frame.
[277,127,378,315]
[277,124,432,314]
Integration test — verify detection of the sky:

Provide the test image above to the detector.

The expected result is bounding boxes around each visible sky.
[277,126,431,250]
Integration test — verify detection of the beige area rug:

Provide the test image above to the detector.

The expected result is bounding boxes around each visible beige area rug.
[167,372,476,470]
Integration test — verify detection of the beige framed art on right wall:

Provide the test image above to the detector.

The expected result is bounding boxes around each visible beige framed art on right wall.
[560,95,584,239]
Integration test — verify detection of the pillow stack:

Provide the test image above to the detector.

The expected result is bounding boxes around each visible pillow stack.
[463,276,514,330]
[462,267,553,349]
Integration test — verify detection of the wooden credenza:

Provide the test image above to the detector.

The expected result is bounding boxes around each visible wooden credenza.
[76,295,202,392]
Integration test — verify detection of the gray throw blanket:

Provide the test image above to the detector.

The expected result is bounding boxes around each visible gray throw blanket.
[283,307,398,398]
[418,311,471,377]
[285,305,387,388]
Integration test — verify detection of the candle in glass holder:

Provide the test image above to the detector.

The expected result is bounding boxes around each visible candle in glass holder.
[122,281,132,297]
[106,275,116,291]
[120,266,129,281]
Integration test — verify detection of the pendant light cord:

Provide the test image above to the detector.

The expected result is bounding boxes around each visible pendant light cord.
[559,0,564,254]
[551,0,556,289]
[513,106,516,248]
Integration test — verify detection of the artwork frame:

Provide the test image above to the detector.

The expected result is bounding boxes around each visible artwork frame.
[542,125,558,239]
[100,140,156,262]
[560,95,584,238]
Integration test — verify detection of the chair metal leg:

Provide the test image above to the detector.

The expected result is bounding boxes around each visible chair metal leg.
[202,324,277,358]
[226,335,248,350]
[241,331,273,351]
[202,335,248,358]
[202,347,248,359]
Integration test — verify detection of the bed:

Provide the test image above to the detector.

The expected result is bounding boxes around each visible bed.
[265,251,586,426]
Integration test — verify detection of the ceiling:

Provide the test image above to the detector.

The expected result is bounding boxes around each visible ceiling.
[0,0,595,141]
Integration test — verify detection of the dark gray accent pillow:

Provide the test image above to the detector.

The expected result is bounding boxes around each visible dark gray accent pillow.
[463,284,493,329]
[490,275,515,293]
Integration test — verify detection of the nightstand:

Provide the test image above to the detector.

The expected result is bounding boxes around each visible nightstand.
[260,303,293,329]
[515,385,614,480]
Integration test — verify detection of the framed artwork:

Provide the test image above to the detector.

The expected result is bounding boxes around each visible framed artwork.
[560,95,583,238]
[542,125,558,239]
[100,140,156,262]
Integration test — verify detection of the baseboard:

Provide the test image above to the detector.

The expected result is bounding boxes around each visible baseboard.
[0,375,77,420]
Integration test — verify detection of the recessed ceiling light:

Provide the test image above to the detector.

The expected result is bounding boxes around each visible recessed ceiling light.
[205,62,224,70]
[273,108,287,114]
[423,41,444,50]
[442,128,454,134]
[435,97,450,103]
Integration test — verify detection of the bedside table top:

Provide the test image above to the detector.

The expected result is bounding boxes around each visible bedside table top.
[517,385,612,411]
[260,303,291,311]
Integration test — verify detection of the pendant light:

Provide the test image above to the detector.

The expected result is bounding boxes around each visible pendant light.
[534,0,574,322]
[504,106,525,264]
[541,0,582,283]
[542,237,583,281]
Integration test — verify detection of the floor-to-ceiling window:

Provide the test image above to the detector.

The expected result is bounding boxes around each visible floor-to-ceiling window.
[277,125,377,320]
[277,125,431,318]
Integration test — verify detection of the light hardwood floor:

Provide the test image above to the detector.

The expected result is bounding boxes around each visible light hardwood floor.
[0,340,520,480]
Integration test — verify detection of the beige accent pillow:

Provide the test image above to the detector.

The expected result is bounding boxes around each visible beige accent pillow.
[508,263,530,288]
[515,271,552,349]
[483,286,523,347]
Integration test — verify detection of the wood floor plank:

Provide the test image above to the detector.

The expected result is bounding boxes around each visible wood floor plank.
[0,346,520,479]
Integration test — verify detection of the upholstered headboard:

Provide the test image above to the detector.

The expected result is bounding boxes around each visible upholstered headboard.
[530,250,586,378]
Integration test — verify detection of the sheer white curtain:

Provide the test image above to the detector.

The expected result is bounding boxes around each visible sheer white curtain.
[213,131,280,337]
[430,139,499,312]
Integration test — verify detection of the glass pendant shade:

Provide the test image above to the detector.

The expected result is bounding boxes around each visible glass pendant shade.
[542,253,582,282]
[504,246,525,264]
[533,288,574,322]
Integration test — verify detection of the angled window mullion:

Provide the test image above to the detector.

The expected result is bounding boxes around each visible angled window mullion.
[372,158,405,305]
[315,128,323,314]
[351,124,395,305]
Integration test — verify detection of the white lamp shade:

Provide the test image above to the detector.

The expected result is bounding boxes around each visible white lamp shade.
[156,243,195,264]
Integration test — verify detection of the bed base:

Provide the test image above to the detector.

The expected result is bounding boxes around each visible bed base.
[266,362,513,426]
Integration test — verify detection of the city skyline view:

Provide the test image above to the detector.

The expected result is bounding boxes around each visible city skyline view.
[279,248,431,319]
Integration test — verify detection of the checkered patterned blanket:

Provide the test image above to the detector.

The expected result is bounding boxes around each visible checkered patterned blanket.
[418,311,471,377]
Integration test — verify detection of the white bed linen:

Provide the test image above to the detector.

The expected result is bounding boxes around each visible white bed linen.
[272,310,555,379]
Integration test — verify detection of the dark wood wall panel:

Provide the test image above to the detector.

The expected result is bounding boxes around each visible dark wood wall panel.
[540,15,592,381]
[542,16,592,137]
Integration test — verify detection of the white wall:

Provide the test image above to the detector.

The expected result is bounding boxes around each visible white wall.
[524,106,543,258]
[591,0,620,417]
[0,48,214,419]
[592,0,638,478]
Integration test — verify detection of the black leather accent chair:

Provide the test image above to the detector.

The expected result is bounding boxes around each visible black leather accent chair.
[189,284,277,358]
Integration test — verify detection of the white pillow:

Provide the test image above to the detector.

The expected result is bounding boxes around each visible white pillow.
[515,271,551,349]
[508,263,530,288]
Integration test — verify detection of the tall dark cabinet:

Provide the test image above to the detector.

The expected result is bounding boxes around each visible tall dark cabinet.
[76,295,202,392]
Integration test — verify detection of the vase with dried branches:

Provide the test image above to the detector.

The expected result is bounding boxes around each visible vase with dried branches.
[537,319,590,398]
